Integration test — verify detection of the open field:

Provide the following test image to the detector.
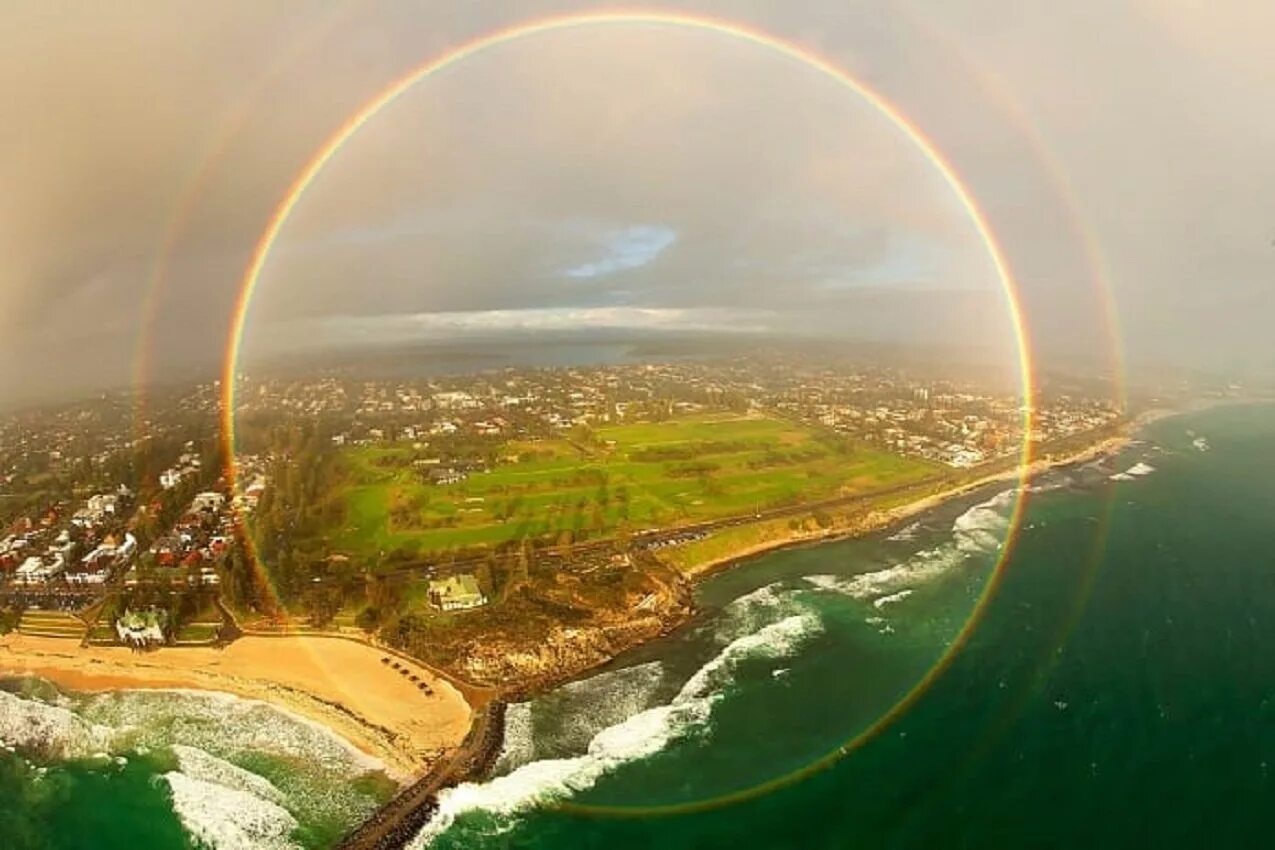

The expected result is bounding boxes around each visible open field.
[659,426,1136,578]
[333,413,939,560]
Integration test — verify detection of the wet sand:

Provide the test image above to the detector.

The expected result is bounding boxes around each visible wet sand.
[0,633,474,780]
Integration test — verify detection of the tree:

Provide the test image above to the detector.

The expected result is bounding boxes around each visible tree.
[303,584,342,628]
[366,574,405,616]
[355,606,380,633]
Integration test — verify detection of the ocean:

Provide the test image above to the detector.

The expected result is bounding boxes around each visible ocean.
[3,402,1273,849]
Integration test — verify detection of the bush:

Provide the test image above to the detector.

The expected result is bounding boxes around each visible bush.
[355,606,380,633]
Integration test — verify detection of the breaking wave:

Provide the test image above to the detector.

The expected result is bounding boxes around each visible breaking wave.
[713,582,805,643]
[803,550,961,604]
[76,688,381,776]
[170,744,287,806]
[0,684,388,846]
[677,614,821,703]
[805,488,1016,608]
[491,702,534,776]
[873,590,914,609]
[0,689,116,759]
[952,489,1015,554]
[1025,472,1072,493]
[526,661,667,761]
[163,770,299,850]
[1110,461,1156,481]
[409,613,821,847]
[887,521,922,542]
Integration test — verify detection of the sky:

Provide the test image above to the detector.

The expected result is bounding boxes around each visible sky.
[1,0,1272,405]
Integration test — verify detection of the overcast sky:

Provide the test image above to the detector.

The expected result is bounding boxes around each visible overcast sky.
[2,0,1271,404]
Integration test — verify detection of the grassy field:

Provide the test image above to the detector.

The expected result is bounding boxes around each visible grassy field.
[333,413,938,560]
[174,622,221,643]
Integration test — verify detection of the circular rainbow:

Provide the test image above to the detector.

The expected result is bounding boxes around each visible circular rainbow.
[219,8,1041,816]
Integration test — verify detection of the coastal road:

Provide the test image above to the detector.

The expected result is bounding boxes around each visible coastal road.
[373,464,985,581]
[374,422,1123,583]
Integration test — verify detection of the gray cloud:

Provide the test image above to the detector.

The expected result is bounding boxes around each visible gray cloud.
[2,0,1271,404]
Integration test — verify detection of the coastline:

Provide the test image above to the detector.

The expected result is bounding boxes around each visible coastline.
[671,427,1137,582]
[324,401,1263,842]
[412,425,1147,705]
[669,395,1275,583]
[0,405,1229,846]
[0,633,474,780]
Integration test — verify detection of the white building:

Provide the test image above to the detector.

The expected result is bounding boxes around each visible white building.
[14,554,65,585]
[191,492,226,513]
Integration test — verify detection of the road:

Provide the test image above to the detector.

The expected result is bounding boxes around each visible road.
[373,464,983,581]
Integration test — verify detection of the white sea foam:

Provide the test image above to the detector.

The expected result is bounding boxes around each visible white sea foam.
[1110,461,1156,481]
[804,548,961,601]
[805,488,1015,607]
[713,581,802,643]
[408,614,821,847]
[677,614,822,702]
[491,702,535,776]
[532,661,666,760]
[410,695,708,846]
[0,690,116,759]
[164,771,299,850]
[1193,437,1210,452]
[77,688,382,776]
[873,589,914,609]
[171,744,287,806]
[887,521,922,542]
[2,684,384,842]
[952,489,1014,555]
[1026,477,1070,493]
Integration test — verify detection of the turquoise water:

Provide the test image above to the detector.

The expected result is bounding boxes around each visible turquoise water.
[413,402,1275,849]
[0,681,396,849]
[3,403,1272,849]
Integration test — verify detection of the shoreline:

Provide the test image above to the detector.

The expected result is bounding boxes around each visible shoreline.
[0,402,1244,845]
[411,424,1146,703]
[471,424,1143,707]
[330,401,1256,840]
[0,409,1246,765]
[669,393,1274,589]
[0,633,474,781]
[673,427,1136,582]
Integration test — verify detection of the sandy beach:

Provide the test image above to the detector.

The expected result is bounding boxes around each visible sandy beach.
[0,632,474,779]
[678,428,1136,580]
[0,416,1203,786]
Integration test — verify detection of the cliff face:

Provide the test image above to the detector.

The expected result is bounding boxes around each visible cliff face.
[454,575,693,692]
[459,615,674,688]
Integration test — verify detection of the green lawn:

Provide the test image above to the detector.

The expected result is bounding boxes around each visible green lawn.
[333,413,938,560]
[174,622,221,643]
